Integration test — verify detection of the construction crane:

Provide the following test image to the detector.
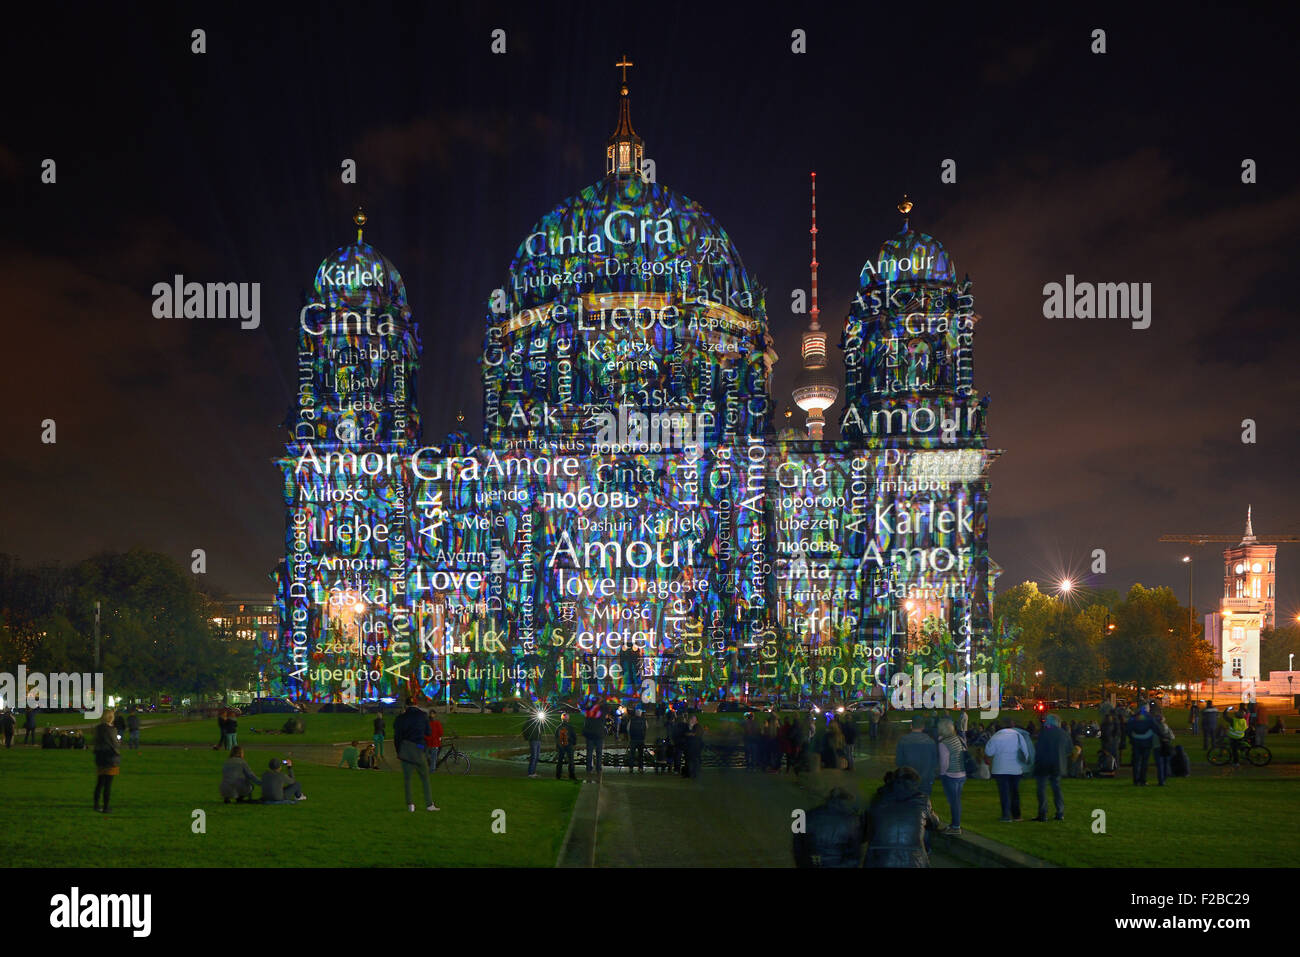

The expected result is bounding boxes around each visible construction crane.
[1160,534,1300,545]
[1161,504,1300,546]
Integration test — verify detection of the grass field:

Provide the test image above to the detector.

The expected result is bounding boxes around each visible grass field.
[0,745,578,867]
[920,762,1300,867]
[855,718,1300,868]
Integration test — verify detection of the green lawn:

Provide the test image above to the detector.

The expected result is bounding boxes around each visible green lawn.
[940,766,1300,867]
[856,723,1300,867]
[0,746,577,867]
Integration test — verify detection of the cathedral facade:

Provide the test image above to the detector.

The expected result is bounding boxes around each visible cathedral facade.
[271,79,1001,707]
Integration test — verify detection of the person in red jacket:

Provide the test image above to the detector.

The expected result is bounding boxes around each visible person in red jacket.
[425,713,444,772]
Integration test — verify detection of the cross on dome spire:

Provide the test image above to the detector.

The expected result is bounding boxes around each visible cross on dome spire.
[606,55,644,177]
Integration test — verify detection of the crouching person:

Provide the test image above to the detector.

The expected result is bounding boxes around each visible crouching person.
[261,757,305,803]
[220,746,260,803]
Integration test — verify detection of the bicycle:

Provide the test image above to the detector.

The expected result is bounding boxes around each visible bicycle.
[434,735,471,774]
[1206,737,1271,767]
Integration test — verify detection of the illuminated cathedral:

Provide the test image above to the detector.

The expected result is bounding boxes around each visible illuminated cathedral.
[270,65,1002,707]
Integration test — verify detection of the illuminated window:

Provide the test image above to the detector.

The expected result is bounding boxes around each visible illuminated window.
[1235,579,1245,597]
[1231,657,1242,675]
[1267,583,1273,598]
[1251,578,1260,598]
[619,143,630,170]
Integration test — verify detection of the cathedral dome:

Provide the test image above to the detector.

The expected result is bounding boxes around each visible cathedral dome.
[313,234,410,317]
[496,174,764,334]
[858,226,955,289]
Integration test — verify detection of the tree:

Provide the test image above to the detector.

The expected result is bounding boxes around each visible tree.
[1260,625,1300,678]
[1039,608,1103,704]
[1107,584,1190,696]
[992,581,1058,691]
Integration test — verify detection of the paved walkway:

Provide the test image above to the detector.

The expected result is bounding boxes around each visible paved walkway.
[561,759,966,868]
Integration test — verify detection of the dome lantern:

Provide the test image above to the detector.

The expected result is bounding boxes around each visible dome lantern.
[606,55,644,178]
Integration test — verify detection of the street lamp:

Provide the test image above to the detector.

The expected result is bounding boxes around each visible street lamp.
[1182,558,1195,696]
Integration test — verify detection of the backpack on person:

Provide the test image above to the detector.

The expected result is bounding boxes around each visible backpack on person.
[1096,749,1117,777]
[960,739,978,775]
[1015,730,1036,776]
[557,726,572,748]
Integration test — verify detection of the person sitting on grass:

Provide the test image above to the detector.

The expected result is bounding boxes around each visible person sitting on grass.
[339,740,361,769]
[221,746,261,803]
[261,757,305,803]
[359,743,379,769]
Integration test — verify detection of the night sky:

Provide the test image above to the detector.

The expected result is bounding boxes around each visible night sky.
[3,3,1297,619]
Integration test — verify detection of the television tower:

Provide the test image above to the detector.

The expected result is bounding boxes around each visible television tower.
[792,172,839,438]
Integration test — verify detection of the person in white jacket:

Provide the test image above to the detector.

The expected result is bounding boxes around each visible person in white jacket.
[984,717,1033,822]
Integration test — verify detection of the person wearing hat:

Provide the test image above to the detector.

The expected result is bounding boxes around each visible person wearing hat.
[261,756,305,803]
[1125,705,1157,785]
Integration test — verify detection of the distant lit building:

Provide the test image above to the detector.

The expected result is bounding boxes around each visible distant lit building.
[212,596,277,643]
[1204,508,1276,687]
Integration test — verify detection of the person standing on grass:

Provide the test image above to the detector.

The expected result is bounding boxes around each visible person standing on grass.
[627,707,648,773]
[394,696,437,812]
[0,709,14,749]
[92,709,121,813]
[936,717,967,834]
[1032,714,1069,821]
[1188,701,1200,735]
[984,716,1029,822]
[23,707,37,745]
[1196,696,1216,748]
[212,708,225,750]
[1152,707,1175,785]
[523,711,543,778]
[554,712,577,780]
[841,712,858,770]
[582,698,606,783]
[425,712,444,773]
[1126,706,1157,785]
[685,714,704,779]
[895,718,939,796]
[126,710,140,751]
[372,712,387,763]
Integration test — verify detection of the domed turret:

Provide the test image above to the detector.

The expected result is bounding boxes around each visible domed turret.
[480,65,774,445]
[313,208,411,318]
[838,196,986,447]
